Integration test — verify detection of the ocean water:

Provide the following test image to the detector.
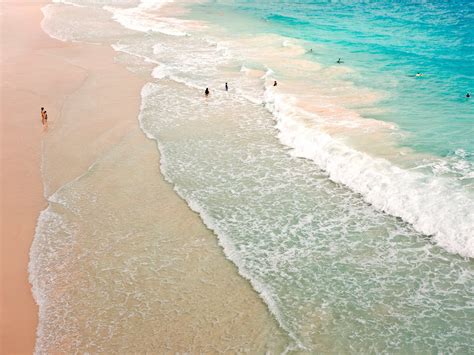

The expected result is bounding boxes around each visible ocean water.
[192,0,474,160]
[34,0,474,353]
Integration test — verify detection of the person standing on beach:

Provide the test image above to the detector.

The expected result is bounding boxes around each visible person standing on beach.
[205,88,210,96]
[41,107,45,124]
[225,82,228,91]
[43,110,48,126]
[273,80,277,87]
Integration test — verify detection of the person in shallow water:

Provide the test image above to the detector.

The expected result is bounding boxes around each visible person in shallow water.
[415,72,423,77]
[225,82,228,91]
[337,58,343,63]
[466,92,471,98]
[205,87,209,96]
[273,80,277,87]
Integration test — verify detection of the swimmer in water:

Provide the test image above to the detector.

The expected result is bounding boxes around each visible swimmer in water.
[415,72,423,77]
[205,88,209,96]
[466,92,471,98]
[337,58,343,64]
[273,80,277,87]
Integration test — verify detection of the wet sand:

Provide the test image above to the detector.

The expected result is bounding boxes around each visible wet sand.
[1,1,82,352]
[32,126,289,352]
[2,0,288,352]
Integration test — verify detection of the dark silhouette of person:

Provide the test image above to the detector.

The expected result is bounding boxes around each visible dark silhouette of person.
[205,88,210,96]
[466,92,471,98]
[225,82,228,91]
[273,80,277,87]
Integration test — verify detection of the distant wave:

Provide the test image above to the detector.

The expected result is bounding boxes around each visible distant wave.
[265,13,310,27]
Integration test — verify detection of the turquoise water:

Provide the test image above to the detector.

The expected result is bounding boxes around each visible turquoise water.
[40,0,474,352]
[190,0,474,160]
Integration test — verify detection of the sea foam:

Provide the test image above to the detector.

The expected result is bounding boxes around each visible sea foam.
[263,86,474,258]
[104,0,197,36]
[117,14,474,259]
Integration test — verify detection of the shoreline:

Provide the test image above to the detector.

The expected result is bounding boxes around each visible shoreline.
[0,1,77,352]
[2,0,289,352]
[2,0,472,352]
[2,0,158,351]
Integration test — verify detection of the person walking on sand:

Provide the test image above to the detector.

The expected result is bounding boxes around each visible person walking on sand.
[43,110,48,126]
[273,80,277,87]
[205,87,210,96]
[41,107,45,124]
[225,82,228,91]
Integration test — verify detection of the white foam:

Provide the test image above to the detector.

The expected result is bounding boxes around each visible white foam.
[52,0,85,7]
[40,4,68,42]
[263,87,474,258]
[29,204,79,354]
[136,84,305,350]
[138,26,474,259]
[111,42,159,64]
[104,0,190,36]
[41,2,130,44]
[151,64,171,79]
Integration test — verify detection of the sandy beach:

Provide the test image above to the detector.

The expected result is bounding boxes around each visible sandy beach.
[5,0,472,352]
[2,1,288,352]
[1,1,75,352]
[1,0,123,351]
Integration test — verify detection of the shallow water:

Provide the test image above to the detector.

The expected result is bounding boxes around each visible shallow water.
[31,127,289,353]
[35,0,474,352]
[139,79,474,352]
